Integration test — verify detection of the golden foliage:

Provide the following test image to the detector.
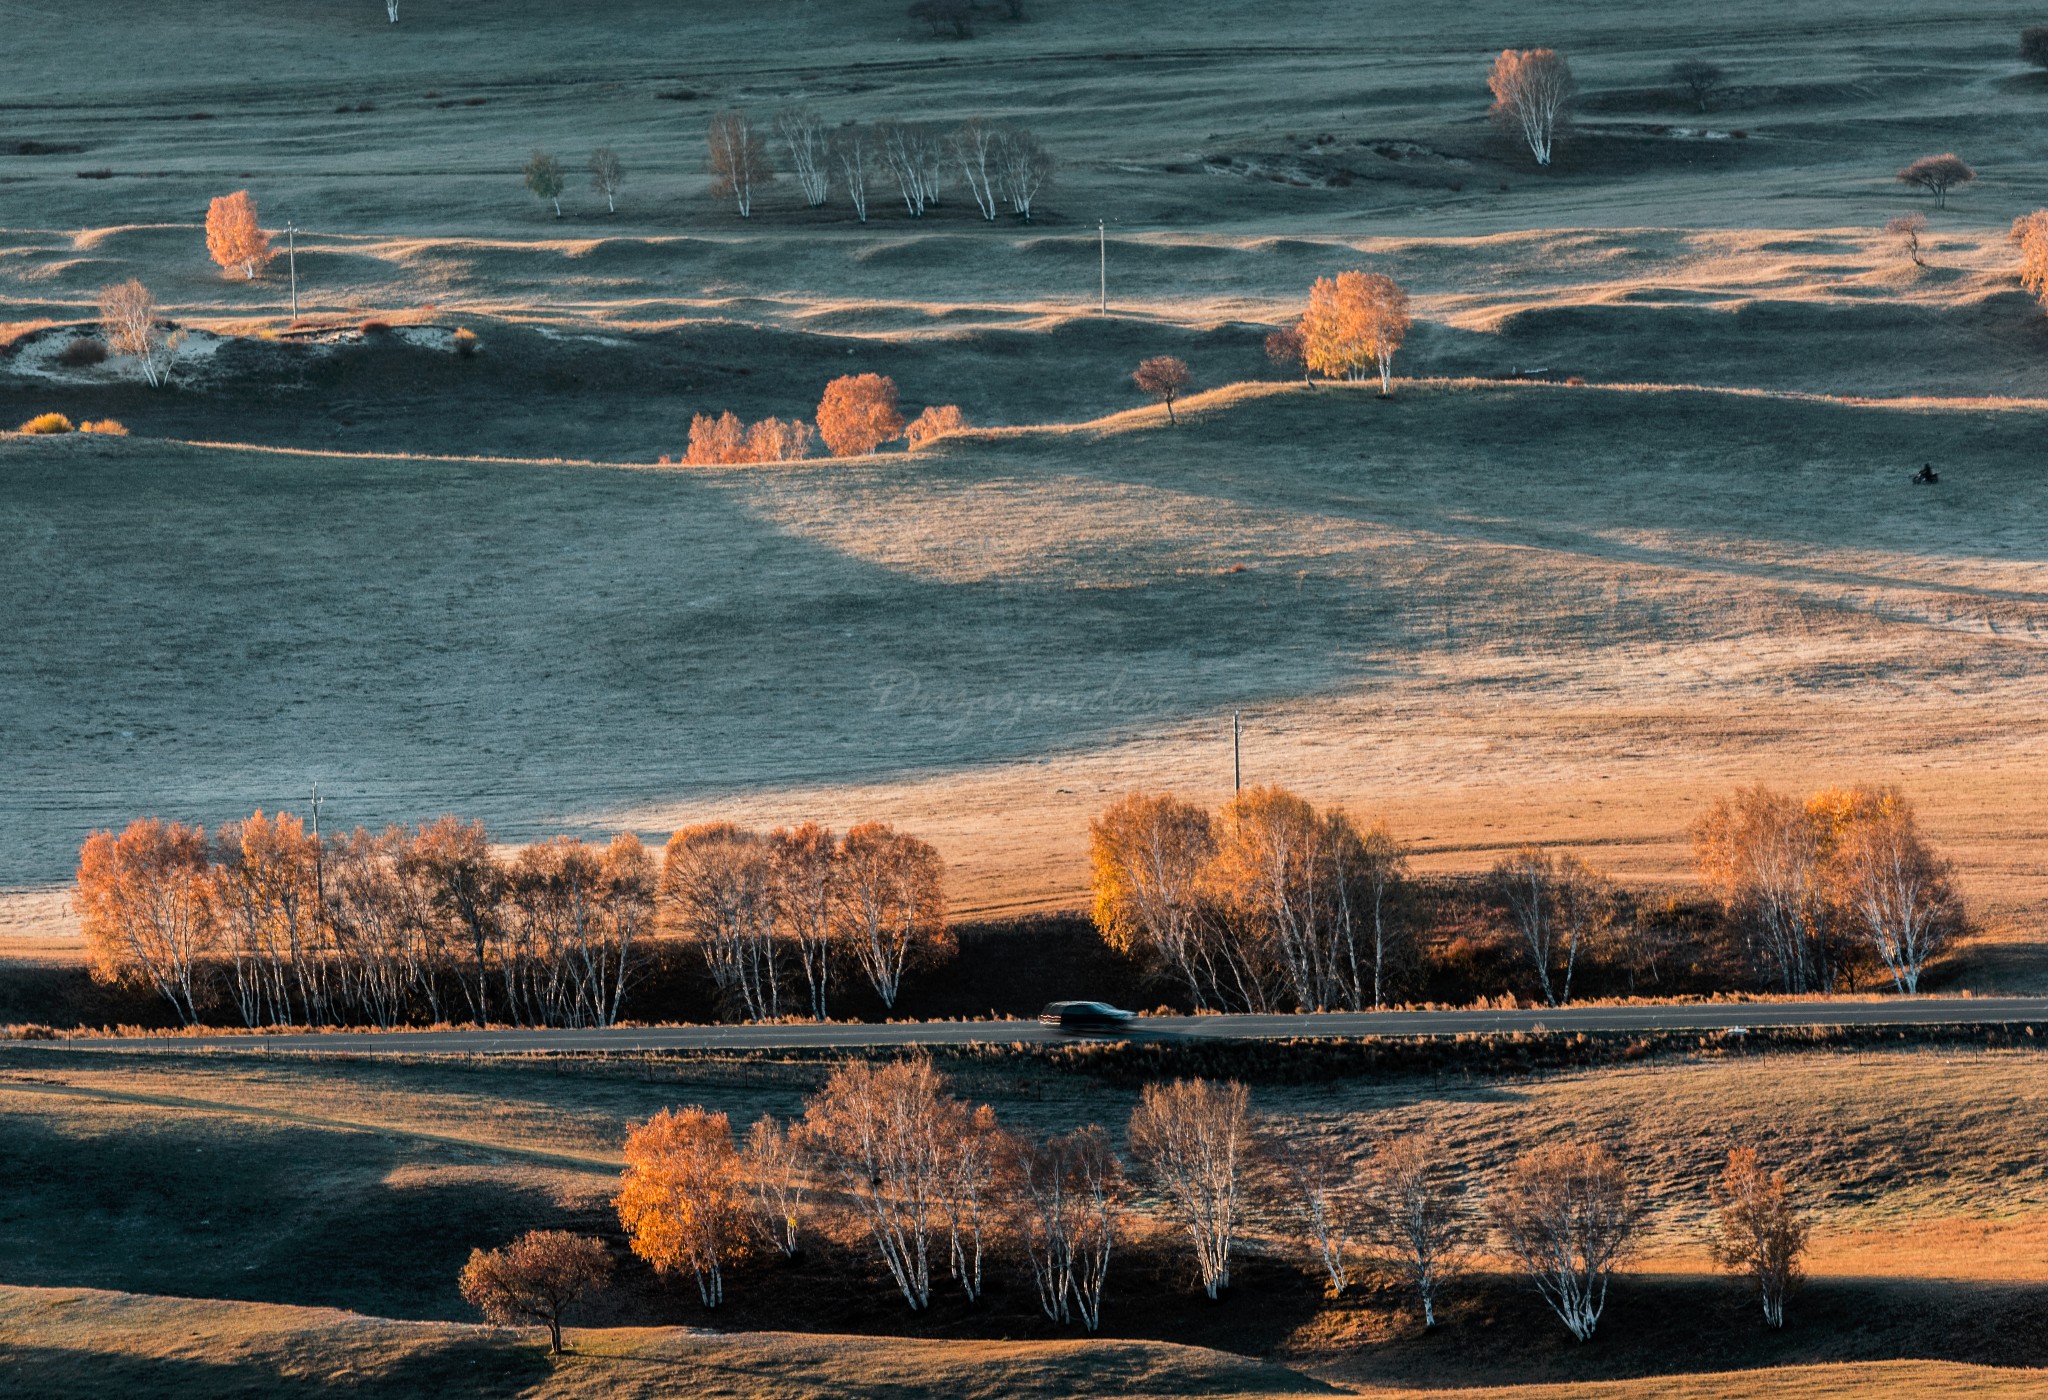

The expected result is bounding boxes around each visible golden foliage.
[1299,270,1410,391]
[204,190,273,279]
[18,412,74,434]
[617,1106,752,1308]
[76,818,217,1024]
[685,411,815,464]
[815,373,905,457]
[905,403,967,450]
[79,418,128,435]
[1487,49,1576,166]
[2012,210,2048,308]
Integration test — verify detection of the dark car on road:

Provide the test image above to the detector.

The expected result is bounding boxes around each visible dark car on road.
[1039,1001,1137,1032]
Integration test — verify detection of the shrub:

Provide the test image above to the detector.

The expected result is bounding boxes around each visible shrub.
[452,327,480,358]
[360,320,392,335]
[19,412,74,434]
[55,338,107,368]
[905,404,966,450]
[80,419,128,436]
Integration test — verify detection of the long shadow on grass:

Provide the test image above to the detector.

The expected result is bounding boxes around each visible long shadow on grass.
[0,1338,548,1400]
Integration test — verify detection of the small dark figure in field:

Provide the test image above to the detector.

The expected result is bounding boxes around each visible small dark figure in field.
[1913,464,1939,484]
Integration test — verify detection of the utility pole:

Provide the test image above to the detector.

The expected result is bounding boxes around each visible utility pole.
[1232,710,1241,792]
[286,221,299,321]
[1098,219,1106,314]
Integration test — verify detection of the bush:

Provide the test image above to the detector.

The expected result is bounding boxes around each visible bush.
[55,338,107,368]
[452,327,480,358]
[79,419,128,436]
[18,412,74,435]
[905,404,966,450]
[360,320,392,335]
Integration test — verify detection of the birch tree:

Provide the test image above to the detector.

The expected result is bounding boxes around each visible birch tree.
[76,818,218,1025]
[1088,791,1229,1009]
[97,279,171,389]
[1491,1142,1642,1341]
[1709,1147,1808,1328]
[1128,1078,1252,1299]
[879,121,943,216]
[937,1102,1002,1301]
[1007,1125,1123,1330]
[1488,49,1575,167]
[1694,786,1834,993]
[777,109,831,207]
[742,1115,809,1259]
[834,124,873,222]
[832,821,946,1009]
[994,126,1051,220]
[708,111,771,218]
[588,146,625,214]
[617,1107,752,1308]
[524,149,565,218]
[953,118,1001,220]
[1358,1134,1467,1327]
[771,822,837,1019]
[1829,788,1959,994]
[205,190,272,279]
[1490,846,1612,1007]
[1263,1133,1358,1296]
[661,823,780,1021]
[801,1057,953,1309]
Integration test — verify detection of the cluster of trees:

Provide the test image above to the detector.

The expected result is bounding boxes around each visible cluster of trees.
[1090,781,1962,1012]
[673,374,968,465]
[1692,784,1962,995]
[75,811,949,1028]
[704,109,1051,223]
[471,1067,1810,1353]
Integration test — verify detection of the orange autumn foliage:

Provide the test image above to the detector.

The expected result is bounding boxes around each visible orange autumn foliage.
[616,1106,752,1307]
[205,190,273,279]
[1298,269,1410,393]
[684,412,815,465]
[815,373,905,457]
[905,403,966,450]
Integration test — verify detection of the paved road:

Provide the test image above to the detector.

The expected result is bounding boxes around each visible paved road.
[36,996,2048,1056]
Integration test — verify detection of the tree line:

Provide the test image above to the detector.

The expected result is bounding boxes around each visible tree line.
[664,373,969,465]
[1090,781,1963,1013]
[75,811,947,1028]
[465,1063,1810,1351]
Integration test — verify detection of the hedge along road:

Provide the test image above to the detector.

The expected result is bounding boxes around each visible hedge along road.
[39,997,2048,1056]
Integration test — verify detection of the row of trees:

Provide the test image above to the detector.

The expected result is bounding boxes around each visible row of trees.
[76,811,948,1027]
[475,1067,1809,1351]
[1090,781,1963,1012]
[672,374,969,464]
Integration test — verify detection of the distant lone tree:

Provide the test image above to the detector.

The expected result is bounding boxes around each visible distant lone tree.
[1709,1147,1808,1329]
[96,278,171,389]
[1897,154,1975,209]
[777,109,831,207]
[205,190,272,279]
[816,373,906,456]
[709,111,772,218]
[1668,58,1726,112]
[1132,355,1191,424]
[1886,213,1928,267]
[589,147,625,214]
[1491,1141,1643,1342]
[458,1230,611,1355]
[2012,210,2048,311]
[1265,326,1307,382]
[385,0,399,21]
[1488,49,1575,166]
[524,150,565,218]
[1299,270,1412,394]
[2023,25,2048,69]
[909,0,974,38]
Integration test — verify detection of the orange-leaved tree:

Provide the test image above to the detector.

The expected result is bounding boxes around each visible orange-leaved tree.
[616,1106,752,1307]
[1299,270,1411,394]
[1708,1147,1808,1329]
[458,1230,611,1354]
[816,372,905,456]
[1132,356,1191,424]
[77,817,218,1025]
[205,190,273,279]
[2012,210,2048,312]
[905,403,967,450]
[832,820,947,1008]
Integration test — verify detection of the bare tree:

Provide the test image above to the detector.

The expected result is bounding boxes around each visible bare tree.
[708,111,772,218]
[1263,1134,1358,1296]
[524,149,565,218]
[834,124,873,223]
[832,821,946,1009]
[1008,1125,1123,1330]
[458,1231,610,1355]
[938,1102,1002,1301]
[953,118,1002,220]
[1886,213,1928,267]
[1132,356,1191,424]
[97,278,171,389]
[1830,788,1960,994]
[1709,1147,1807,1328]
[589,147,625,214]
[742,1114,809,1258]
[1491,1142,1643,1342]
[1897,154,1975,209]
[1694,786,1834,994]
[661,823,780,1021]
[1358,1134,1467,1327]
[1489,49,1575,166]
[777,110,831,207]
[1127,1078,1252,1299]
[1490,846,1612,1007]
[879,121,943,216]
[801,1057,954,1309]
[770,822,837,1019]
[1668,58,1726,112]
[385,0,399,21]
[994,126,1051,220]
